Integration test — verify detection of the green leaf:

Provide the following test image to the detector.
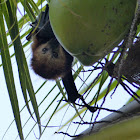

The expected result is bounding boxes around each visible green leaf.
[0,5,24,140]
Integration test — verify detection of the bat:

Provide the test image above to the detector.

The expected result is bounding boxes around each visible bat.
[27,4,96,112]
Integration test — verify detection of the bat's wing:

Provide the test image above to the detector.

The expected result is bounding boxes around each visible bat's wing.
[62,70,97,113]
[62,70,81,103]
[26,4,55,42]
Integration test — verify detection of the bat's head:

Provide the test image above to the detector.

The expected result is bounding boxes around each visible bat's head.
[31,38,73,80]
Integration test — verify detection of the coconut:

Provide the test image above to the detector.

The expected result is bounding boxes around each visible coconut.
[48,0,136,65]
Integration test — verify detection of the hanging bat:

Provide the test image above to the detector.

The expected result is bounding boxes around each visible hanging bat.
[26,4,96,112]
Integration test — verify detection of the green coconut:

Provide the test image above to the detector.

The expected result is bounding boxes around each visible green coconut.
[48,0,137,65]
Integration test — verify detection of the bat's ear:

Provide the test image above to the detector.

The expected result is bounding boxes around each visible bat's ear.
[26,4,55,42]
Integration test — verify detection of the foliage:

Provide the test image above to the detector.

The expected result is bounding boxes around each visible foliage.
[0,0,139,140]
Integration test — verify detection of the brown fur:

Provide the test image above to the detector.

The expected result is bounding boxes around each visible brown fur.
[31,37,72,80]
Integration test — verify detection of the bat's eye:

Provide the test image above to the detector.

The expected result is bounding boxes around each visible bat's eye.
[42,48,48,54]
[52,52,58,58]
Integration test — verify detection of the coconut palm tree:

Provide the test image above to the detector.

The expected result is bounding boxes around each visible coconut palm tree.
[0,0,140,140]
